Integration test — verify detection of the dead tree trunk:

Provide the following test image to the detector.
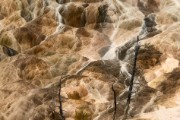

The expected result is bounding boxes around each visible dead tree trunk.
[123,36,140,120]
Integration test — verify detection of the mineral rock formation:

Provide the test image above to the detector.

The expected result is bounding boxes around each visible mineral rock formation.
[0,0,179,120]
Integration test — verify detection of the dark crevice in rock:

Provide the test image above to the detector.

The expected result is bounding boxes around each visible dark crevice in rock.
[21,10,33,22]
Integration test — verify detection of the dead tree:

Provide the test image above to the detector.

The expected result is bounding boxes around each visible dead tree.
[112,84,117,120]
[123,36,140,120]
[59,78,65,120]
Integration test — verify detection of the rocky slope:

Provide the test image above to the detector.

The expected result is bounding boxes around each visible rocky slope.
[0,0,179,120]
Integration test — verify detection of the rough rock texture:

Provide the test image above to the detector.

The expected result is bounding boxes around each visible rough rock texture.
[0,0,179,120]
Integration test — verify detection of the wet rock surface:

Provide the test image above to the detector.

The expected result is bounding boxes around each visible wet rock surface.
[0,0,179,120]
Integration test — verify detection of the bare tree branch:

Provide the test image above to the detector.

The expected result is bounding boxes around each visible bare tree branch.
[112,83,117,120]
[59,78,65,120]
[56,60,110,120]
[123,36,140,120]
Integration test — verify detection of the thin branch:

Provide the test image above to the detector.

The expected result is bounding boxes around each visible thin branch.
[57,60,106,119]
[59,78,65,120]
[123,36,140,120]
[49,104,56,119]
[112,83,117,120]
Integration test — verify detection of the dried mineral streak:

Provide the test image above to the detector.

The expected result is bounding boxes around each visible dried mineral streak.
[33,0,46,19]
[110,0,128,40]
[53,4,65,35]
[102,0,130,60]
[40,4,65,44]
[102,43,117,60]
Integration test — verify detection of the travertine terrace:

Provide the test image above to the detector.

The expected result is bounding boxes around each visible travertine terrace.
[0,0,179,120]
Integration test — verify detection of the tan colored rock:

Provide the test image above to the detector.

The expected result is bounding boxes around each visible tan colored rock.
[0,0,179,120]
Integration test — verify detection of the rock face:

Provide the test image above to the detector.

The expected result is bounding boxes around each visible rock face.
[0,0,179,120]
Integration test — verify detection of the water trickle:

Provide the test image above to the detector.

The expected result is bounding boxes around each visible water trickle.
[102,43,117,60]
[102,0,129,60]
[53,5,65,34]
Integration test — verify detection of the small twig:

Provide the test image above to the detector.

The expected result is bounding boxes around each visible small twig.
[57,60,107,119]
[49,104,56,119]
[112,83,117,120]
[59,78,65,120]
